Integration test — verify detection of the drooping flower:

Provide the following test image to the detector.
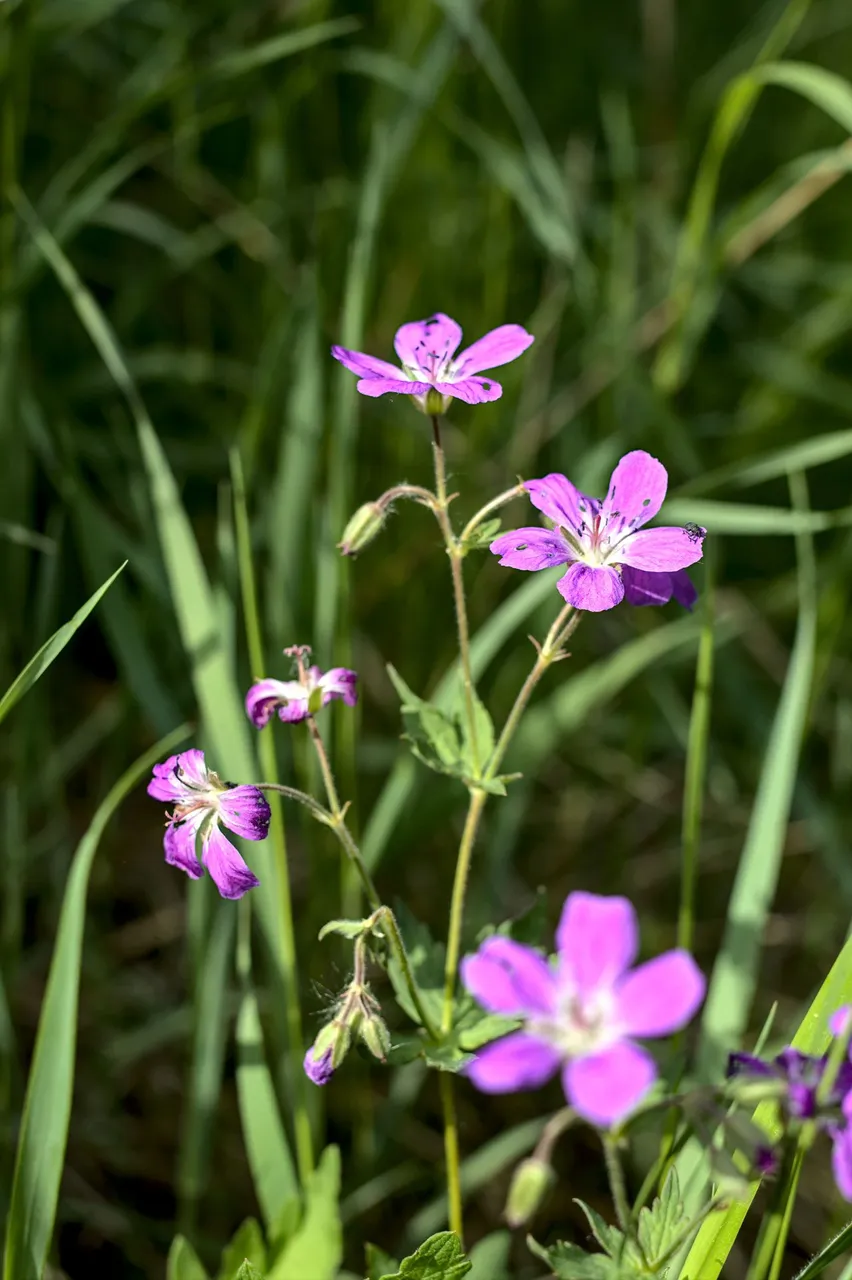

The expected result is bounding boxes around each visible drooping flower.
[331,312,534,412]
[489,451,705,613]
[461,891,705,1127]
[147,749,267,899]
[246,665,357,727]
[304,1045,335,1087]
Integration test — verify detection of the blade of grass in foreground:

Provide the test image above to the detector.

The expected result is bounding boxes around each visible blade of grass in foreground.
[2,723,190,1280]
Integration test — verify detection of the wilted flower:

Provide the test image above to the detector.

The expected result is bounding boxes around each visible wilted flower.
[489,451,705,612]
[246,664,357,727]
[147,749,267,899]
[461,891,705,1127]
[331,312,534,413]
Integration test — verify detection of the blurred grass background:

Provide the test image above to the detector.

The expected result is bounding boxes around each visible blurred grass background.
[5,0,852,1274]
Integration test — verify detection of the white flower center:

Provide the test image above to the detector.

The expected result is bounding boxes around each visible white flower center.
[528,986,620,1058]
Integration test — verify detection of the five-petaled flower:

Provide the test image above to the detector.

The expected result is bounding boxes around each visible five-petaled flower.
[461,891,705,1127]
[331,312,534,412]
[245,664,358,727]
[147,749,267,899]
[490,450,705,613]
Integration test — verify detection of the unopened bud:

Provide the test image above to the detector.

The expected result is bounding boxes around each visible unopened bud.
[360,1010,391,1063]
[504,1157,554,1228]
[303,1045,334,1086]
[338,502,386,557]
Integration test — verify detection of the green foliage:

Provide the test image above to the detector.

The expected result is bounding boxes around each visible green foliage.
[166,1237,210,1280]
[217,1220,267,1280]
[379,1232,472,1280]
[235,993,298,1230]
[268,1146,342,1280]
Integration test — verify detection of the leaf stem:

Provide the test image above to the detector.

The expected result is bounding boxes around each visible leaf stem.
[368,906,440,1041]
[440,1071,464,1243]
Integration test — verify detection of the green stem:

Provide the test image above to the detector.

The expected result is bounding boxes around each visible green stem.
[441,787,488,1036]
[370,906,440,1041]
[459,481,526,544]
[603,1134,632,1235]
[305,714,381,910]
[440,1071,464,1243]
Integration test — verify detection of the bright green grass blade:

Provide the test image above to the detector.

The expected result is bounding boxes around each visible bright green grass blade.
[209,17,359,81]
[167,1236,210,1280]
[663,497,852,535]
[793,1218,852,1280]
[2,723,190,1280]
[745,61,852,134]
[236,991,298,1230]
[268,1146,341,1280]
[0,563,124,725]
[683,427,852,496]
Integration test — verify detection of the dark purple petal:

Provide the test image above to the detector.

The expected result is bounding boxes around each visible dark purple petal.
[525,474,595,537]
[454,324,534,375]
[331,345,405,381]
[621,567,675,608]
[616,527,705,573]
[163,811,205,879]
[563,1041,657,1126]
[614,950,705,1039]
[319,667,359,708]
[304,1046,334,1086]
[601,451,668,531]
[556,892,638,997]
[727,1052,775,1080]
[489,527,573,571]
[461,937,557,1017]
[436,377,502,404]
[394,313,462,376]
[356,378,431,398]
[148,753,188,802]
[218,785,271,841]
[202,824,260,900]
[671,569,698,610]
[556,563,624,611]
[466,1032,561,1093]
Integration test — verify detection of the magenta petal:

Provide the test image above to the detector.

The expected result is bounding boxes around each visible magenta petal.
[556,892,638,996]
[454,324,534,375]
[621,567,674,607]
[218,785,271,841]
[490,527,572,571]
[466,1032,561,1093]
[671,569,698,610]
[202,824,260,899]
[833,1128,852,1200]
[163,812,205,879]
[331,345,405,381]
[304,1046,334,1086]
[394,313,462,373]
[564,1042,656,1126]
[319,667,358,707]
[461,937,557,1017]
[602,451,668,529]
[245,679,293,728]
[148,754,187,801]
[436,377,502,404]
[615,951,705,1039]
[831,1006,852,1037]
[525,474,595,535]
[557,563,624,611]
[616,527,705,572]
[175,749,209,787]
[356,378,430,398]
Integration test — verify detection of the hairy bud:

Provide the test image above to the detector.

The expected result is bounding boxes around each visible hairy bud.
[504,1157,554,1228]
[338,502,386,557]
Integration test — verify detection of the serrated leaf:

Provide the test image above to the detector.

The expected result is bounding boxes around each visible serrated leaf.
[318,918,369,941]
[527,1236,626,1279]
[461,517,503,550]
[379,1231,472,1280]
[167,1237,210,1280]
[217,1219,267,1280]
[386,905,445,1028]
[459,689,495,776]
[574,1199,625,1258]
[388,664,464,771]
[636,1171,688,1266]
[367,1244,400,1280]
[454,1008,519,1050]
[421,1041,474,1073]
[234,1264,265,1280]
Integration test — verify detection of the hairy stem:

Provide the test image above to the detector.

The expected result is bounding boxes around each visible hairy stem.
[369,906,439,1041]
[440,1072,464,1243]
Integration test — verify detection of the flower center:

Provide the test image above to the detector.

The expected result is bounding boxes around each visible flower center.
[528,987,618,1059]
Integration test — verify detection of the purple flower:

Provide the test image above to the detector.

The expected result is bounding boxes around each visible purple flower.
[147,749,266,899]
[461,891,706,1127]
[489,451,705,613]
[331,312,534,412]
[304,1046,335,1086]
[245,665,358,727]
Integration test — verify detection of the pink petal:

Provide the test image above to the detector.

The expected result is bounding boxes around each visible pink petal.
[614,951,706,1038]
[356,378,431,398]
[454,324,535,375]
[525,474,596,536]
[163,811,205,879]
[148,753,188,801]
[601,451,668,533]
[461,937,557,1017]
[831,1006,852,1037]
[490,527,573,571]
[394,313,462,375]
[563,1042,656,1126]
[245,678,306,728]
[218,785,271,842]
[833,1128,852,1200]
[319,667,358,707]
[557,563,624,611]
[331,345,405,381]
[174,749,209,788]
[556,892,638,996]
[436,377,502,404]
[466,1032,561,1093]
[202,823,260,899]
[616,526,705,572]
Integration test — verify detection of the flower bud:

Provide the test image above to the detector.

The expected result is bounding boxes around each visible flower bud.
[360,1009,391,1063]
[504,1157,554,1228]
[303,1045,334,1086]
[338,502,386,557]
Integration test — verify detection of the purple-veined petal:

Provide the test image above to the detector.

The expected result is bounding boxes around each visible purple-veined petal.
[394,313,462,377]
[671,569,698,611]
[614,950,705,1039]
[148,754,189,802]
[435,377,502,404]
[218,785,271,841]
[356,378,431,398]
[621,567,675,608]
[833,1126,852,1200]
[202,823,260,900]
[461,937,557,1017]
[304,1046,334,1086]
[245,678,306,728]
[600,451,668,533]
[466,1032,561,1094]
[163,810,205,879]
[319,667,358,707]
[615,527,705,573]
[563,1041,656,1126]
[490,527,572,571]
[174,749,209,788]
[557,563,624,612]
[331,345,405,381]
[556,892,638,997]
[525,474,595,537]
[453,324,534,375]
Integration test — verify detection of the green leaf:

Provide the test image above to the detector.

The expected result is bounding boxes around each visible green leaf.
[379,1231,472,1280]
[574,1200,625,1257]
[748,61,852,135]
[793,1217,852,1280]
[459,689,495,777]
[461,517,502,550]
[233,1265,265,1280]
[217,1219,267,1280]
[0,563,124,726]
[636,1171,688,1266]
[268,1146,341,1280]
[527,1237,626,1280]
[367,1245,400,1280]
[235,992,298,1230]
[386,905,446,1028]
[2,725,189,1280]
[388,663,464,771]
[166,1236,210,1280]
[467,1232,511,1280]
